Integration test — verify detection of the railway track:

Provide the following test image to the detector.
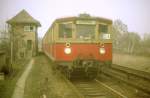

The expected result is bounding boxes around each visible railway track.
[71,79,128,98]
[99,64,150,98]
[59,63,150,98]
[60,70,128,98]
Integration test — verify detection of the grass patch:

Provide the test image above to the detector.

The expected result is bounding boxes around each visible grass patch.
[24,55,79,98]
[24,55,57,98]
[113,52,150,72]
[0,59,29,98]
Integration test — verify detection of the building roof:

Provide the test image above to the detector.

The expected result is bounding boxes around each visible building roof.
[7,9,41,26]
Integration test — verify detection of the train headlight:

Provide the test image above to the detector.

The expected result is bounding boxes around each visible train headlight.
[99,48,106,54]
[64,47,71,54]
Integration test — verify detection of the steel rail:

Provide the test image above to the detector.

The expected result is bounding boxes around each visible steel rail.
[95,79,128,98]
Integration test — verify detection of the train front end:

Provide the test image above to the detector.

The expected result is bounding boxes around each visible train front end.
[43,14,112,79]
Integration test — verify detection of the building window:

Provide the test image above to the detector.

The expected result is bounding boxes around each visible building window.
[20,52,24,58]
[59,23,72,38]
[27,40,32,50]
[24,26,36,32]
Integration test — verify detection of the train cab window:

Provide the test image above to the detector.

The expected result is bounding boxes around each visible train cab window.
[59,23,72,38]
[99,24,108,33]
[99,24,110,39]
[76,25,95,39]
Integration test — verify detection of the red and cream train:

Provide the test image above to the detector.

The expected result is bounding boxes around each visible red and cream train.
[42,14,112,79]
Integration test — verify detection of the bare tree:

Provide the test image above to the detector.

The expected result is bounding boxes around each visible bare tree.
[0,29,10,53]
[112,19,128,51]
[112,20,141,54]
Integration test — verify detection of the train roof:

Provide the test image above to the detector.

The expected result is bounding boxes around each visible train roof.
[54,14,112,24]
[44,14,112,39]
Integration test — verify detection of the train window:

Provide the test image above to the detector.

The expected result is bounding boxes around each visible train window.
[99,24,111,39]
[99,24,108,33]
[76,25,95,39]
[59,23,72,38]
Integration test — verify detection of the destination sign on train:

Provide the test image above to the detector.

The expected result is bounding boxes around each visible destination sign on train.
[76,20,96,25]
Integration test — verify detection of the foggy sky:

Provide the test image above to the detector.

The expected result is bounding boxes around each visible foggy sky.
[0,0,150,37]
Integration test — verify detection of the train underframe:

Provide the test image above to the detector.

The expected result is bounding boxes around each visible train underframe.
[56,59,112,80]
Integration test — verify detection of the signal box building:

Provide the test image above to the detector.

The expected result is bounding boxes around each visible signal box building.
[7,10,41,59]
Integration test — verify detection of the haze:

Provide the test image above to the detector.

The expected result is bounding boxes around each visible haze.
[0,0,150,37]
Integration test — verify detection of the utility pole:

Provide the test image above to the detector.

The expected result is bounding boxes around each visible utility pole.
[35,26,38,56]
[9,24,13,71]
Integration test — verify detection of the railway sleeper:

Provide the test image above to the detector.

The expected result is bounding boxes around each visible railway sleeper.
[101,69,150,95]
[100,66,150,88]
[105,68,150,89]
[112,64,150,81]
[86,67,98,79]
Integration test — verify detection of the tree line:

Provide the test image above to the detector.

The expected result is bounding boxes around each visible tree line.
[0,29,10,54]
[0,20,150,57]
[112,20,150,56]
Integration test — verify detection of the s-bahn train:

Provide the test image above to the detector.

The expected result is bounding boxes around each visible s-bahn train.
[42,14,112,79]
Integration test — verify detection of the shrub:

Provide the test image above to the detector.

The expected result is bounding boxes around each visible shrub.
[1,65,10,75]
